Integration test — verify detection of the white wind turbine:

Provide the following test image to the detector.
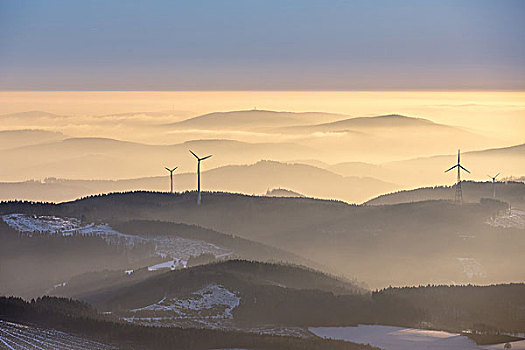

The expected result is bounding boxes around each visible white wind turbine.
[165,167,178,193]
[487,173,500,199]
[189,150,212,204]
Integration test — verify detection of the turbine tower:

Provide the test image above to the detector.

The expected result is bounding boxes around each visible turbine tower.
[445,149,470,204]
[487,173,500,198]
[189,150,212,204]
[165,167,178,193]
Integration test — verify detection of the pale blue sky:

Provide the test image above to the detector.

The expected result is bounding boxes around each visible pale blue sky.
[1,0,524,90]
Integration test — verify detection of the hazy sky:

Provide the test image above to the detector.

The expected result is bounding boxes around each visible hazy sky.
[1,0,524,90]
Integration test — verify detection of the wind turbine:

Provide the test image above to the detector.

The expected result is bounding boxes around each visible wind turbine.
[165,167,178,193]
[189,150,212,204]
[487,173,500,198]
[445,149,470,204]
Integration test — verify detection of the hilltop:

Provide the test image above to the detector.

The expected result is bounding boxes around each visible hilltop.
[167,109,347,130]
[281,114,450,133]
[0,129,65,150]
[266,187,305,197]
[366,180,525,208]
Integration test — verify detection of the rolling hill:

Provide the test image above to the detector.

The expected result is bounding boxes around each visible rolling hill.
[2,191,523,289]
[0,212,320,298]
[57,260,525,335]
[0,160,397,203]
[0,129,66,150]
[382,143,525,187]
[267,114,495,162]
[0,296,376,350]
[0,137,314,180]
[167,109,347,130]
[0,110,70,121]
[300,143,525,187]
[280,114,451,133]
[366,180,525,208]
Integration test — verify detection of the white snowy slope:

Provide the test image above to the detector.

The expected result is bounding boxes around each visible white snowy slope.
[486,209,525,229]
[0,320,117,350]
[1,213,145,246]
[2,214,232,269]
[123,284,240,328]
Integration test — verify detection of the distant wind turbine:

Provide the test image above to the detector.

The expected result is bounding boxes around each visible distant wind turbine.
[189,150,212,204]
[445,149,470,204]
[165,167,178,193]
[487,173,500,199]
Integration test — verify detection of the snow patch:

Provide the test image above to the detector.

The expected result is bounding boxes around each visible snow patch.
[1,213,145,247]
[148,259,187,271]
[124,284,240,327]
[486,209,525,229]
[2,214,233,266]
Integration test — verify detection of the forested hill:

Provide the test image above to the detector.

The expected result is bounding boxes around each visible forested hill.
[0,296,376,350]
[1,191,517,289]
[374,283,525,334]
[367,180,525,208]
[49,258,525,334]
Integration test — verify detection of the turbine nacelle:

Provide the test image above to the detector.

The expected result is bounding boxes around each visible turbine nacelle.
[164,166,178,194]
[444,149,470,174]
[189,150,212,162]
[487,173,500,182]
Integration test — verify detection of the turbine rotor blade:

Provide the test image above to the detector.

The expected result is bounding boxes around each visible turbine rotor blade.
[445,164,458,173]
[165,167,171,172]
[189,150,199,159]
[200,155,212,161]
[459,165,470,174]
[495,173,500,178]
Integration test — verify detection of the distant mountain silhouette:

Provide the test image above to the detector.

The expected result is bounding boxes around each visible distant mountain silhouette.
[0,110,69,120]
[383,143,525,187]
[279,114,458,133]
[167,109,347,130]
[266,187,305,197]
[366,180,525,208]
[0,129,66,150]
[0,137,313,180]
[0,160,396,203]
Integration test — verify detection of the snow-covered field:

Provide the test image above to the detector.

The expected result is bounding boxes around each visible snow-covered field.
[0,320,116,350]
[486,209,525,230]
[123,284,240,328]
[2,213,232,269]
[309,325,525,350]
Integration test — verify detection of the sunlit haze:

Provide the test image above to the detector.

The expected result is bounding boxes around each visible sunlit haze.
[1,2,524,350]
